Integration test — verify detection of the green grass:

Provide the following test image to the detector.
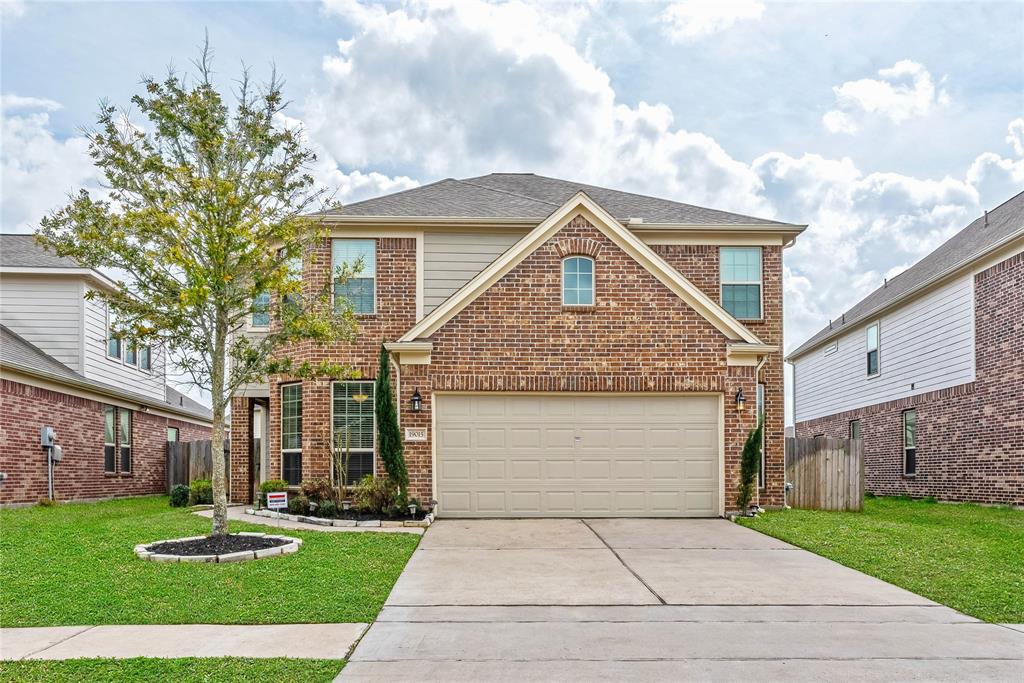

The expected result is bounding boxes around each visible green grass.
[0,496,419,627]
[738,496,1024,623]
[0,658,344,682]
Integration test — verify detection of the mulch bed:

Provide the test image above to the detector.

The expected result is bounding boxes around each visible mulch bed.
[149,534,288,556]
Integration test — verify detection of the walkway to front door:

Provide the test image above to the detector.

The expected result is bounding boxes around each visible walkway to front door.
[341,519,1024,681]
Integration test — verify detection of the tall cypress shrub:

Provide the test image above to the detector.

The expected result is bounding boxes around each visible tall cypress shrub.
[375,344,408,498]
[736,416,764,513]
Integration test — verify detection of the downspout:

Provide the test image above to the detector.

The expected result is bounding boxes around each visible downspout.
[391,350,401,430]
[754,354,769,511]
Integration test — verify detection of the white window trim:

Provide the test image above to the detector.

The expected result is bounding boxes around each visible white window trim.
[103,405,116,473]
[249,292,272,331]
[331,380,376,482]
[720,246,763,321]
[280,382,303,485]
[105,306,121,360]
[561,255,595,307]
[331,239,377,316]
[138,346,153,374]
[118,407,132,473]
[123,345,139,368]
[903,409,917,476]
[866,321,881,378]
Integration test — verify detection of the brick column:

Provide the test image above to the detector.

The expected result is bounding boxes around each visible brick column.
[229,396,251,503]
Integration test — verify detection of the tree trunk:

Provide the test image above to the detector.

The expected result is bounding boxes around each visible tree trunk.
[210,311,229,536]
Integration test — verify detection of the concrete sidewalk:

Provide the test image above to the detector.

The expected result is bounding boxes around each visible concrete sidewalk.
[0,623,366,660]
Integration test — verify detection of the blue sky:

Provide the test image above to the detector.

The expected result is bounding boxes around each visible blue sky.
[3,0,1022,418]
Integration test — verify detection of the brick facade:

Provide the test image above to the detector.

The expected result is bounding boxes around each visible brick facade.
[234,215,786,512]
[795,250,1024,506]
[0,378,211,505]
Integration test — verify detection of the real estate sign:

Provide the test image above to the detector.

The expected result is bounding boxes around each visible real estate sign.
[266,491,288,510]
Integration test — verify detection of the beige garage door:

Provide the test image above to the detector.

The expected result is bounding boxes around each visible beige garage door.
[435,394,721,518]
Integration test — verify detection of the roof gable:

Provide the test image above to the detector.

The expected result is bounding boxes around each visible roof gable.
[399,192,765,345]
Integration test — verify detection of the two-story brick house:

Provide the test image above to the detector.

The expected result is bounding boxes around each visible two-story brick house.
[789,190,1023,506]
[230,174,804,517]
[0,235,212,505]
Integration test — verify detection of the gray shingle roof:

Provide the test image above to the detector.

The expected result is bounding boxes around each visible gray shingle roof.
[1,325,212,422]
[329,173,797,226]
[789,190,1024,359]
[1,234,82,268]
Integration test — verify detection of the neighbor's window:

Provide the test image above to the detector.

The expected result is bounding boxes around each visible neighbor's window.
[562,256,595,306]
[281,383,303,486]
[167,426,179,443]
[252,292,271,327]
[139,346,152,371]
[332,239,375,314]
[849,419,862,440]
[103,405,116,472]
[866,323,880,376]
[280,250,303,312]
[118,407,132,473]
[106,308,121,359]
[756,382,766,488]
[903,409,917,476]
[721,247,762,319]
[124,346,138,366]
[333,381,376,483]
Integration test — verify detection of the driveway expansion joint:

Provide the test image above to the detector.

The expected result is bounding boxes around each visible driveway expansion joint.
[581,519,667,605]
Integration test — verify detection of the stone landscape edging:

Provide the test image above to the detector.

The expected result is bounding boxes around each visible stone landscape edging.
[246,507,435,528]
[134,532,302,563]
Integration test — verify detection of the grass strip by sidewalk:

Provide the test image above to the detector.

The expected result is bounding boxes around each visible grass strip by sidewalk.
[738,496,1024,623]
[0,496,418,627]
[0,657,344,682]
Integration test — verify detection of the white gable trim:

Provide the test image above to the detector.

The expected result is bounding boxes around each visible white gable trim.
[398,192,764,344]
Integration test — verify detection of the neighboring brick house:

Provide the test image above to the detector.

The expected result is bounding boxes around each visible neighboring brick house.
[789,191,1024,506]
[0,235,212,505]
[230,174,803,517]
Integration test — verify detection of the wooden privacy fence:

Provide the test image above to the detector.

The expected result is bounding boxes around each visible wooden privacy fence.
[166,440,230,492]
[785,437,864,511]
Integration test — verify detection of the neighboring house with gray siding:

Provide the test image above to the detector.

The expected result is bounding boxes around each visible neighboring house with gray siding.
[789,191,1024,506]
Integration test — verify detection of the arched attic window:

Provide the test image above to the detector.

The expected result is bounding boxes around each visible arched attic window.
[562,256,594,306]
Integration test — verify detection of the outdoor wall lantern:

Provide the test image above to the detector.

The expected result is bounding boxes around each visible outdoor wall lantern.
[735,388,746,412]
[411,388,423,413]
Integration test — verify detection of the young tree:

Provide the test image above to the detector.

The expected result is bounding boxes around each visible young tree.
[37,44,359,535]
[735,416,765,514]
[374,344,408,500]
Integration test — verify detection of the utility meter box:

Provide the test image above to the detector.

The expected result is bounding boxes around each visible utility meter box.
[40,426,56,448]
[51,445,63,462]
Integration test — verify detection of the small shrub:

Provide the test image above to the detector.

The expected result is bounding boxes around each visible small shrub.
[317,500,338,518]
[288,494,311,515]
[37,497,59,507]
[300,477,336,504]
[189,479,213,505]
[260,479,288,494]
[169,484,190,507]
[353,474,397,514]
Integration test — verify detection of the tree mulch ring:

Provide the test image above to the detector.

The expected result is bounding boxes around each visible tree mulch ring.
[148,534,288,557]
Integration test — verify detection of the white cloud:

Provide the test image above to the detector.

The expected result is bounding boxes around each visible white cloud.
[823,60,950,134]
[0,98,100,233]
[1005,117,1024,157]
[658,0,765,43]
[0,0,26,22]
[1,94,62,112]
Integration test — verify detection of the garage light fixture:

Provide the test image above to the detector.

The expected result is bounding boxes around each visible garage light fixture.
[410,388,423,413]
[735,388,746,412]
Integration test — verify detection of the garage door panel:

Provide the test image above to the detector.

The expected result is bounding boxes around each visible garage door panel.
[436,394,720,518]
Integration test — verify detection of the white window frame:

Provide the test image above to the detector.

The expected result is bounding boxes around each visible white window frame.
[103,405,116,473]
[124,345,138,367]
[903,409,917,476]
[139,346,152,372]
[105,306,121,360]
[866,321,881,378]
[332,239,377,315]
[118,407,132,473]
[331,380,376,483]
[720,246,763,320]
[561,256,595,307]
[250,292,271,329]
[280,383,303,486]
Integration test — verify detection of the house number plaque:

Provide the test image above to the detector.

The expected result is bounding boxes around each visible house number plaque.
[404,427,427,442]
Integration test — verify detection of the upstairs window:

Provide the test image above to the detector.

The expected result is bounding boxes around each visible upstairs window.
[281,383,303,486]
[903,410,917,476]
[721,247,762,319]
[106,307,121,359]
[332,239,376,314]
[252,292,271,328]
[139,346,152,371]
[562,256,594,306]
[103,406,116,472]
[124,346,138,366]
[866,323,880,376]
[333,381,376,483]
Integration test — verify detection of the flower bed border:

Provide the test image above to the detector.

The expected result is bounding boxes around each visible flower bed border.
[246,508,434,528]
[135,532,302,563]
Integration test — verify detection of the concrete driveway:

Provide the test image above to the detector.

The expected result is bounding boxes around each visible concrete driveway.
[341,519,1024,681]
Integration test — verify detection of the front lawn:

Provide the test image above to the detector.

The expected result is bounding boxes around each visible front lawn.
[0,658,344,682]
[0,496,419,627]
[738,496,1024,623]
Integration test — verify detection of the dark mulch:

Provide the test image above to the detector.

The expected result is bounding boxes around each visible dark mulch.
[148,534,288,556]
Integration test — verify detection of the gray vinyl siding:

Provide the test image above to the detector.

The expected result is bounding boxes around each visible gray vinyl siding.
[83,293,166,401]
[793,273,975,423]
[0,275,84,371]
[423,231,525,314]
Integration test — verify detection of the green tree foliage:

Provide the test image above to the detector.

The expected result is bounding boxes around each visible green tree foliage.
[375,345,408,498]
[736,416,764,513]
[36,42,359,535]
